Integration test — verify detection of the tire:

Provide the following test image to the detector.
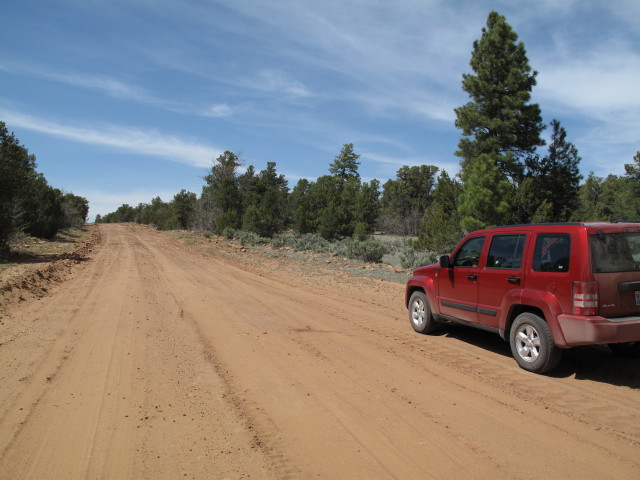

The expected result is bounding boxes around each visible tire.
[509,312,561,373]
[408,291,438,334]
[608,342,640,358]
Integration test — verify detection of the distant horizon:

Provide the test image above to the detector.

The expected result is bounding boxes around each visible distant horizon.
[2,1,638,221]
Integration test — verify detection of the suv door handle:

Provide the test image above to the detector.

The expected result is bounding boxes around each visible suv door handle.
[466,274,478,280]
[507,276,521,284]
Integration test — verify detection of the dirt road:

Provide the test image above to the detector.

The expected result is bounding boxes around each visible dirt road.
[1,224,639,479]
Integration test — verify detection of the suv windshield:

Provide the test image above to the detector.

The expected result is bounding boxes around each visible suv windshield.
[590,232,640,273]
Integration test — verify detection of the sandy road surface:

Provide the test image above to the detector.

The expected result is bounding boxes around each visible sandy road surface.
[1,224,639,479]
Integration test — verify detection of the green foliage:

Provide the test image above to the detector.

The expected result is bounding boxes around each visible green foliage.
[290,179,315,234]
[572,170,640,222]
[0,121,82,254]
[521,119,582,222]
[531,199,553,223]
[354,179,380,236]
[379,165,439,235]
[344,237,388,263]
[1,121,37,253]
[62,193,90,229]
[456,11,544,182]
[417,171,462,252]
[19,174,64,239]
[289,144,377,241]
[455,11,544,229]
[399,245,439,269]
[329,143,361,181]
[458,153,513,231]
[217,210,241,235]
[236,230,269,246]
[275,232,330,253]
[171,189,197,229]
[222,227,236,239]
[240,162,289,237]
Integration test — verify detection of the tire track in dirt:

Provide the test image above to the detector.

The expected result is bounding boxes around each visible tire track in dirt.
[2,224,640,479]
[0,225,274,479]
[132,226,640,479]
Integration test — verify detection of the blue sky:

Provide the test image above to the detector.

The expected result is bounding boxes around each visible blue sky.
[1,0,639,220]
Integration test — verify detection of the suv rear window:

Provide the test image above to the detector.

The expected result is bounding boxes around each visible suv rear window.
[590,232,640,273]
[533,234,570,272]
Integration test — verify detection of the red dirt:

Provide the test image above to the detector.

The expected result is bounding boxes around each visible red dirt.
[1,223,639,479]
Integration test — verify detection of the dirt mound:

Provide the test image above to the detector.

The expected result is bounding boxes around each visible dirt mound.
[0,226,101,315]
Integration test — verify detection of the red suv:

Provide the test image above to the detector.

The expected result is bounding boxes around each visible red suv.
[405,223,640,373]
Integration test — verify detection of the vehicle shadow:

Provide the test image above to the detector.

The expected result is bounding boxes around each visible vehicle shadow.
[439,324,640,389]
[551,346,640,388]
[439,324,513,357]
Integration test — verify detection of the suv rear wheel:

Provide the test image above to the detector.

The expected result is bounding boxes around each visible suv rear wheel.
[510,313,561,373]
[408,291,438,334]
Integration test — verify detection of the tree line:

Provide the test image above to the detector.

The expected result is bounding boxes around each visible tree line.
[0,121,89,257]
[96,11,638,255]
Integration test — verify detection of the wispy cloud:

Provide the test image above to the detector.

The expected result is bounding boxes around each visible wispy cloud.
[259,69,312,98]
[0,108,221,168]
[0,60,159,103]
[201,103,236,118]
[537,46,640,114]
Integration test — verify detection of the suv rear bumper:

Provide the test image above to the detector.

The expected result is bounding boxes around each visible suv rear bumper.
[557,314,640,346]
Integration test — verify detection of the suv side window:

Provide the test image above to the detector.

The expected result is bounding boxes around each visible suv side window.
[533,234,571,272]
[487,234,526,269]
[452,237,485,268]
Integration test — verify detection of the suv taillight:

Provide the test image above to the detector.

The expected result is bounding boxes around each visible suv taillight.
[573,281,598,316]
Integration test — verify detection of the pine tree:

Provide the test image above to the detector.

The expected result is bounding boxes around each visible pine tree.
[202,151,243,233]
[379,165,439,235]
[329,143,361,182]
[418,171,463,252]
[535,119,582,221]
[458,153,513,232]
[455,11,545,230]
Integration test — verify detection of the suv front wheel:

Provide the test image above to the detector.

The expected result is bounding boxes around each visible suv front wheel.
[509,313,561,373]
[408,291,439,334]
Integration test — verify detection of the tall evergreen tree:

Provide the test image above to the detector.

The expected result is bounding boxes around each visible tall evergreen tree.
[535,119,582,221]
[241,162,289,237]
[418,171,463,252]
[455,11,545,230]
[329,143,361,182]
[170,190,197,229]
[290,179,315,234]
[202,151,243,233]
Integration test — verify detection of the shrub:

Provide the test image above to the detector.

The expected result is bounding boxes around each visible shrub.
[399,245,438,269]
[292,233,330,253]
[222,227,236,239]
[272,232,296,249]
[236,230,269,246]
[345,238,388,263]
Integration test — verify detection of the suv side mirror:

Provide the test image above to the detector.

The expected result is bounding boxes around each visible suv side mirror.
[440,255,451,268]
